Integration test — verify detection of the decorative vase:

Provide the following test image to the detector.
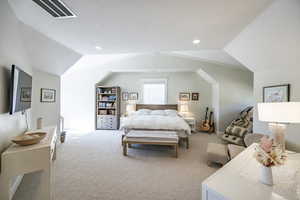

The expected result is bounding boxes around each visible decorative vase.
[37,117,43,129]
[260,165,273,186]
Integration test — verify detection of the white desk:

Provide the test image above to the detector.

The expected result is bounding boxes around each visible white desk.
[202,144,300,200]
[0,126,57,200]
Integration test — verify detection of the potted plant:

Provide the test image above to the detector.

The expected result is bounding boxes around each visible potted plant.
[254,136,287,185]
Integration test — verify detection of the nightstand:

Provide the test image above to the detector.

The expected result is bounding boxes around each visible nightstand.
[183,117,196,132]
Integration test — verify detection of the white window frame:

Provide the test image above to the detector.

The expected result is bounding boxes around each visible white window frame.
[141,78,168,104]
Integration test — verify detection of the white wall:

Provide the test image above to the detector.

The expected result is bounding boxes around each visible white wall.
[61,65,111,131]
[101,72,212,123]
[200,63,254,131]
[31,70,61,129]
[254,69,300,151]
[0,0,32,153]
[225,0,300,151]
[19,22,82,76]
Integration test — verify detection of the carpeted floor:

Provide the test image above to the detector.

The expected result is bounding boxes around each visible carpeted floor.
[13,131,220,200]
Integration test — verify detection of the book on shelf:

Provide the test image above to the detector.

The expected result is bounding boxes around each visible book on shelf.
[98,102,115,108]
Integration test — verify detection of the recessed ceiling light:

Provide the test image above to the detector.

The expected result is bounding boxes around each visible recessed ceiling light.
[193,39,201,45]
[95,46,103,50]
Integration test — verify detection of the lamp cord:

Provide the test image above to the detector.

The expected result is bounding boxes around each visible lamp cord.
[24,110,29,131]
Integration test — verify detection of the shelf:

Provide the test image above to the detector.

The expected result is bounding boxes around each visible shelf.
[96,86,120,130]
[97,114,116,116]
[96,86,118,88]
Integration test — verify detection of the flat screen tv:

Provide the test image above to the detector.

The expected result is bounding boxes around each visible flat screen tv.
[9,65,32,114]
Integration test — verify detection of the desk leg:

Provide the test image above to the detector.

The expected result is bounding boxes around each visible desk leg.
[35,166,52,200]
[52,143,57,161]
[0,174,11,200]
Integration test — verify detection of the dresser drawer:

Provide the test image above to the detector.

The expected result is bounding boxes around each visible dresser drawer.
[97,116,117,129]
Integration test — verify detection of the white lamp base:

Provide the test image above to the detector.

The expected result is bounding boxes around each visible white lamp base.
[268,123,286,151]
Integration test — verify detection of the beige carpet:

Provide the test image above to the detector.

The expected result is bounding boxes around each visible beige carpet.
[13,131,220,200]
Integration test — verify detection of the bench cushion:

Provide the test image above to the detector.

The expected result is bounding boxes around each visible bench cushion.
[124,130,179,143]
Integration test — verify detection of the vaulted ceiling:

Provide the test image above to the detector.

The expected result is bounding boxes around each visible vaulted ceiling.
[9,0,273,54]
[7,0,274,75]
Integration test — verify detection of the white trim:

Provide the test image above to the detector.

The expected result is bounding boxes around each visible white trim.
[141,78,168,104]
[10,175,24,199]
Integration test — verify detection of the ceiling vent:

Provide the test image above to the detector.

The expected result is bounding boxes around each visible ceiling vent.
[32,0,76,18]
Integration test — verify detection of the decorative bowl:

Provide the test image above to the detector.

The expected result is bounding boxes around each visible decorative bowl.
[12,132,47,146]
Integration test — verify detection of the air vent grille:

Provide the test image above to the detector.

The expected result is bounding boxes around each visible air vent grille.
[32,0,76,18]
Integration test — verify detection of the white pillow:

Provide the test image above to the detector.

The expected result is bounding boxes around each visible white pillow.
[150,110,166,116]
[165,109,178,117]
[134,109,151,115]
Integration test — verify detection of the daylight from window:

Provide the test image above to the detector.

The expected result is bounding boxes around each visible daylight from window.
[143,83,166,104]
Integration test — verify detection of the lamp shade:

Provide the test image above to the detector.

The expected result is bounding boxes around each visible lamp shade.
[126,104,136,115]
[180,104,189,113]
[258,102,300,123]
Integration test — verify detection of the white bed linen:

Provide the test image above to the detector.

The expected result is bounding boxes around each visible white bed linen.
[120,115,191,134]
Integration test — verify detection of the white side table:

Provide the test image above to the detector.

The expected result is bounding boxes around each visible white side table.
[183,117,196,132]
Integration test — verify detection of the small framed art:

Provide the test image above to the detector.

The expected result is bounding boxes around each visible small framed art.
[191,92,199,101]
[41,88,56,103]
[179,92,190,101]
[129,92,138,101]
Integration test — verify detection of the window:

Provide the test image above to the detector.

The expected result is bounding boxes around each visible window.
[142,79,167,104]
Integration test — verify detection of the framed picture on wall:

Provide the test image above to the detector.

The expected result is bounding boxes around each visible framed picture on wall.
[122,92,129,101]
[263,84,290,102]
[129,92,138,101]
[179,92,190,101]
[191,92,199,101]
[41,88,56,103]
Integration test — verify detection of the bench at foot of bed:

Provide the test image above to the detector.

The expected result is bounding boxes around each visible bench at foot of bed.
[121,130,189,149]
[122,130,179,158]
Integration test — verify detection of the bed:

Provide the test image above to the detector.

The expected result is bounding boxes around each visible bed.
[120,104,191,138]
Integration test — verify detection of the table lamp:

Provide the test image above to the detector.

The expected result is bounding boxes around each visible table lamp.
[126,101,136,116]
[179,101,189,117]
[258,102,300,151]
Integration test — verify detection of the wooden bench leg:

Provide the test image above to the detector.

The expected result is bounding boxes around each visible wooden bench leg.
[186,137,189,149]
[175,144,178,158]
[121,135,125,146]
[123,142,127,156]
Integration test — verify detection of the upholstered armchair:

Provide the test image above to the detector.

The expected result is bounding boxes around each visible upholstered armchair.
[220,107,254,146]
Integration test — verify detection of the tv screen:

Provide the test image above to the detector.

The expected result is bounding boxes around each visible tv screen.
[10,65,32,114]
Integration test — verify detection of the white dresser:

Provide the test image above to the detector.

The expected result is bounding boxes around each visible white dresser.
[202,144,300,200]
